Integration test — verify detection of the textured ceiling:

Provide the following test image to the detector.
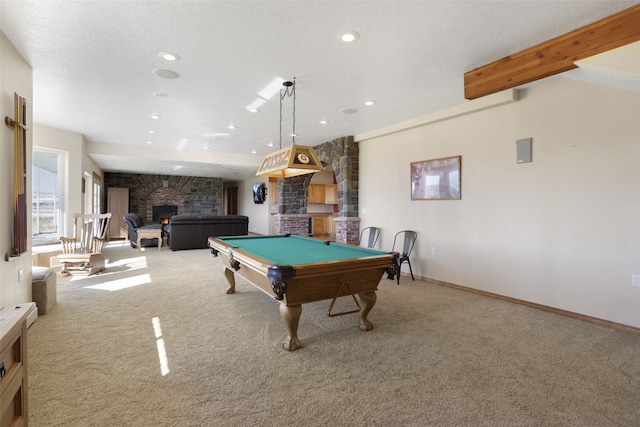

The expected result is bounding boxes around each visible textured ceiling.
[1,1,638,180]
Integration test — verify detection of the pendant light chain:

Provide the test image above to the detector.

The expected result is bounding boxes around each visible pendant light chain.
[292,77,296,145]
[279,85,283,149]
[279,77,297,149]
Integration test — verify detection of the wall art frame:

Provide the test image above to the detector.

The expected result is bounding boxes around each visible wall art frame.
[410,155,461,200]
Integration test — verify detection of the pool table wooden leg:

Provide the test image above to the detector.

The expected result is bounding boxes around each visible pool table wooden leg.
[279,304,302,351]
[223,267,236,294]
[357,291,377,331]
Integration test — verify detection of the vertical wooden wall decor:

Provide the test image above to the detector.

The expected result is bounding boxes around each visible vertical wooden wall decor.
[5,93,28,256]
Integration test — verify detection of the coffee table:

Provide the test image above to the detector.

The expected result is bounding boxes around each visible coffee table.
[136,228,163,251]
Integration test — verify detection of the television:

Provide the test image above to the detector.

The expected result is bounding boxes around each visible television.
[253,183,267,204]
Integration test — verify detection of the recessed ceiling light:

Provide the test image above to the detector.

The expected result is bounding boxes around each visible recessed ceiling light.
[248,108,260,113]
[252,149,257,154]
[364,101,376,106]
[227,124,236,129]
[151,115,160,120]
[153,69,180,79]
[338,31,360,43]
[146,141,153,144]
[320,119,328,124]
[153,91,169,97]
[158,52,180,61]
[340,108,358,114]
[268,142,274,147]
[148,130,155,134]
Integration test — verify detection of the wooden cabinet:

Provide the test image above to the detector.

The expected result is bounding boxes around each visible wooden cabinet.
[325,184,338,204]
[269,179,278,204]
[312,215,325,235]
[309,184,337,205]
[308,185,326,204]
[311,214,337,236]
[0,303,34,427]
[107,187,129,239]
[326,215,336,235]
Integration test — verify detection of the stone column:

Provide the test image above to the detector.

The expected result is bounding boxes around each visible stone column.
[273,136,361,240]
[335,217,360,245]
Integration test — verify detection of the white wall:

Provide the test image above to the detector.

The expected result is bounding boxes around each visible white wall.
[34,124,103,236]
[358,78,640,328]
[236,177,270,234]
[0,31,33,306]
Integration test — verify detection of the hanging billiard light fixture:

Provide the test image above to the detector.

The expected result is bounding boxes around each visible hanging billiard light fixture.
[256,78,323,178]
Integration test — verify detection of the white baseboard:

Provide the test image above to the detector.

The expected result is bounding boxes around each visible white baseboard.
[26,304,38,328]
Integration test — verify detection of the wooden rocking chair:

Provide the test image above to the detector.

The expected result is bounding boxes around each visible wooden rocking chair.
[59,213,112,276]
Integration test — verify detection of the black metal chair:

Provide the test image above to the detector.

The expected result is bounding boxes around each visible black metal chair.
[359,226,380,248]
[389,230,417,284]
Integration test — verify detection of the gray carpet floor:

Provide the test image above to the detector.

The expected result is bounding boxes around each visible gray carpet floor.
[27,241,640,426]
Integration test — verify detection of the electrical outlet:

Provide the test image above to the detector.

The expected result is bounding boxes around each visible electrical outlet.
[632,275,640,288]
[18,269,23,282]
[431,247,436,255]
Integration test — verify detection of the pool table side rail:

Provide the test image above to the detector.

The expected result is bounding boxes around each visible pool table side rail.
[222,252,395,306]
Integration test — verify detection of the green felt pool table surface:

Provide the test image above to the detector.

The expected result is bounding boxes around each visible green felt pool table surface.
[215,234,389,265]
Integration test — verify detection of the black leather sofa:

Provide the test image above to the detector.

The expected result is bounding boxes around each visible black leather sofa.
[166,214,249,251]
[123,213,165,248]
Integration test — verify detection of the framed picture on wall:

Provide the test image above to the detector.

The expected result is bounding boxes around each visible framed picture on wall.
[410,155,461,200]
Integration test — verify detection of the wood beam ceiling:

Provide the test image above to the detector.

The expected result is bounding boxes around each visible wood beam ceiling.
[464,4,640,100]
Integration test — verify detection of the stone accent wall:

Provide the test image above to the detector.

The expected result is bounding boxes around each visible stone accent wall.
[104,173,223,222]
[276,136,359,242]
[277,175,311,215]
[314,136,359,218]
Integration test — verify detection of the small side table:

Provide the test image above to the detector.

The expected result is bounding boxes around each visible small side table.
[137,229,163,251]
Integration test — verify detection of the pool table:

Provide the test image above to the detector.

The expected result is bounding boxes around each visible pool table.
[208,234,398,351]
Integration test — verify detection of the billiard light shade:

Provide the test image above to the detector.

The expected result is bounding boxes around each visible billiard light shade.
[256,144,323,178]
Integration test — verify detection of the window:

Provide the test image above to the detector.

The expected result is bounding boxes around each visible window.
[32,149,62,246]
[83,172,102,214]
[92,172,101,213]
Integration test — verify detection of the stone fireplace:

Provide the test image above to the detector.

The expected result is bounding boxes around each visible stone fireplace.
[104,174,223,224]
[152,205,178,224]
[145,186,184,223]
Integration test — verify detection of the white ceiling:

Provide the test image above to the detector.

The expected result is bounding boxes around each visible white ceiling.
[1,1,638,180]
